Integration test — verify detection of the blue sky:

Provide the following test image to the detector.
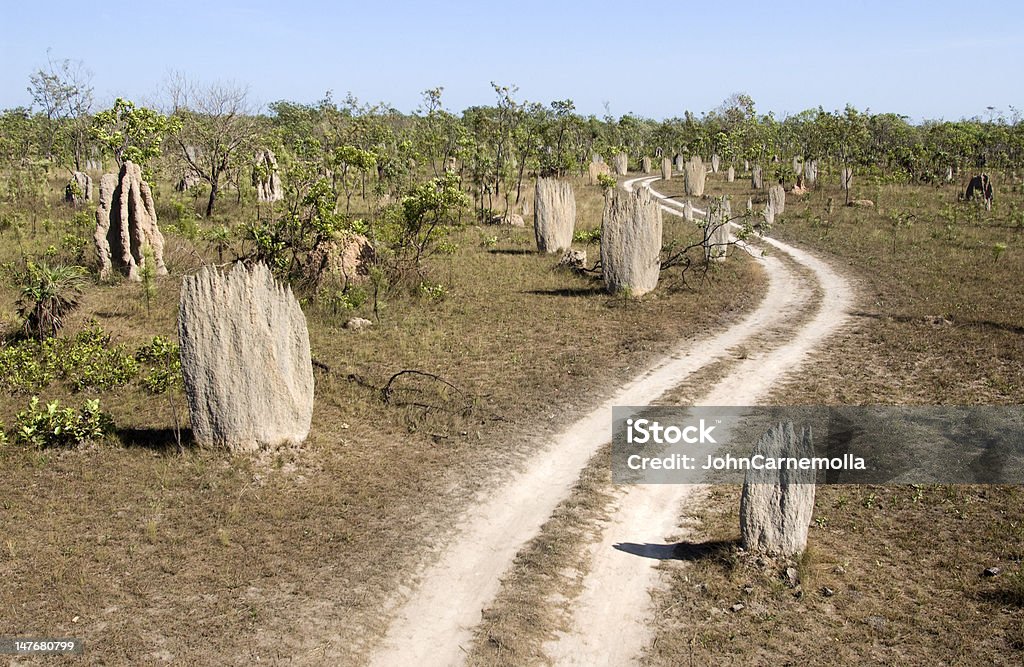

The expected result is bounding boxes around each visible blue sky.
[2,0,1021,122]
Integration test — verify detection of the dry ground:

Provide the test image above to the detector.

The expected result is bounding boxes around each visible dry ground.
[0,170,762,664]
[642,165,1024,666]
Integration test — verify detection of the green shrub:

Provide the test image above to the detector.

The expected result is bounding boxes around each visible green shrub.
[0,343,53,393]
[134,335,178,364]
[573,228,601,244]
[319,287,367,315]
[418,281,448,302]
[134,336,182,395]
[13,397,113,448]
[44,327,139,391]
[0,325,141,394]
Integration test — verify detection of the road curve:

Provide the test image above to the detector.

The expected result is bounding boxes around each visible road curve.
[368,176,854,667]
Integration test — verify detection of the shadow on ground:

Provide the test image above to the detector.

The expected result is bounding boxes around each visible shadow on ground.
[851,310,1024,336]
[117,427,195,453]
[613,539,737,561]
[488,248,536,256]
[526,287,605,298]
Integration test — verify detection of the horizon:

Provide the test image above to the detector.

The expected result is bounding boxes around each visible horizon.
[2,0,1022,123]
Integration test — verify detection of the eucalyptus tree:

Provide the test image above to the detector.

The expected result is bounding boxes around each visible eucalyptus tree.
[715,93,757,134]
[650,117,686,160]
[923,122,977,179]
[90,98,178,168]
[166,76,261,217]
[416,87,469,178]
[0,108,43,168]
[814,106,871,202]
[536,99,586,176]
[867,112,923,180]
[489,82,525,214]
[27,56,94,170]
[616,113,652,164]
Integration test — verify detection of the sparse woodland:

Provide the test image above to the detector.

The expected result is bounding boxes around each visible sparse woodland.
[2,62,1024,663]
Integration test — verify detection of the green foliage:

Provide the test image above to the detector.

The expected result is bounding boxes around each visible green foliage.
[242,220,290,273]
[205,224,234,262]
[15,261,87,341]
[242,173,365,278]
[418,281,448,302]
[886,210,915,255]
[45,328,139,391]
[168,203,202,240]
[90,98,179,166]
[0,107,43,168]
[0,343,52,393]
[27,56,94,170]
[12,396,112,448]
[134,336,182,395]
[0,326,185,395]
[573,228,601,244]
[596,173,617,190]
[59,232,86,264]
[372,173,469,289]
[319,286,368,315]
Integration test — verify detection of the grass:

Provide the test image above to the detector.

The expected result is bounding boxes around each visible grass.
[0,168,763,664]
[466,446,617,666]
[642,164,1024,665]
[646,485,1024,666]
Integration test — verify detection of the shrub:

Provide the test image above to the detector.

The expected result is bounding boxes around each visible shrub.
[134,336,182,395]
[0,325,142,394]
[418,281,448,302]
[0,343,53,393]
[13,396,113,448]
[45,326,139,391]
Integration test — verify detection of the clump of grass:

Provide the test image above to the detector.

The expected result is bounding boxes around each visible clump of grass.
[15,261,87,341]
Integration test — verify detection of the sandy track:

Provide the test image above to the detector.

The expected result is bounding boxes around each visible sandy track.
[368,177,852,667]
[542,177,854,665]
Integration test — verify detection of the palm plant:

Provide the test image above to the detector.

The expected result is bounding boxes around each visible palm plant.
[16,262,87,341]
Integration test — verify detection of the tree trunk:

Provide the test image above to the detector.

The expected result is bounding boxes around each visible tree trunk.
[206,179,219,217]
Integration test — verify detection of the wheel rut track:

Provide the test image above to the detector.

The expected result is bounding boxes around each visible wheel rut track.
[367,177,855,666]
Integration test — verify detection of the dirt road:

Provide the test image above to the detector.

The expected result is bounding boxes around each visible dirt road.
[368,177,854,666]
[543,177,853,664]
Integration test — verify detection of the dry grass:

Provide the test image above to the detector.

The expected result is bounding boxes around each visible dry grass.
[466,446,616,667]
[642,165,1024,665]
[0,170,763,664]
[646,484,1024,666]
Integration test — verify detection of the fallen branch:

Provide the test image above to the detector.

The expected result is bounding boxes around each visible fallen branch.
[382,369,464,404]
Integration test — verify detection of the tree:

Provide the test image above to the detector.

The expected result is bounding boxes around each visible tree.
[715,93,757,133]
[417,87,466,178]
[27,55,94,170]
[0,108,43,168]
[539,99,584,176]
[385,173,468,282]
[167,76,260,217]
[331,144,377,215]
[91,98,178,167]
